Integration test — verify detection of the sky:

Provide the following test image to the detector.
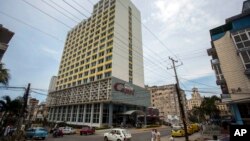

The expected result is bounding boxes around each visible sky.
[0,0,245,102]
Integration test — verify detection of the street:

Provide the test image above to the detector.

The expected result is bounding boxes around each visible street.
[45,127,171,141]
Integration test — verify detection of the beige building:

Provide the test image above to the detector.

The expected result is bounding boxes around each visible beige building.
[147,84,187,123]
[207,0,250,124]
[47,0,150,127]
[187,88,203,111]
[32,102,49,121]
[215,101,230,117]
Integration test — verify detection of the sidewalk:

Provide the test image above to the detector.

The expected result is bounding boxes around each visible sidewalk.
[161,132,229,141]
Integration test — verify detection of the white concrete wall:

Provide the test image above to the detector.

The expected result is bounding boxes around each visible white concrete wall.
[112,0,144,87]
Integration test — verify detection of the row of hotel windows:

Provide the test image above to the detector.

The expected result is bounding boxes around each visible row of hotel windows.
[65,16,114,46]
[62,38,113,64]
[60,45,113,71]
[48,104,109,124]
[93,0,116,14]
[232,29,250,69]
[63,26,114,62]
[59,54,112,78]
[67,5,115,44]
[56,71,111,90]
[58,63,112,84]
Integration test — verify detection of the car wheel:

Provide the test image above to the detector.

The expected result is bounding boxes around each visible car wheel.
[117,139,121,141]
[42,137,45,140]
[80,132,82,135]
[104,136,108,141]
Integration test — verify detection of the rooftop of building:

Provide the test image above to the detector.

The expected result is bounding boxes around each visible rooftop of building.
[0,24,14,44]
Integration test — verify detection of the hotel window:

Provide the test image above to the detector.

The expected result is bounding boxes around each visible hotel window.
[93,103,100,123]
[72,105,78,122]
[83,78,88,83]
[98,66,103,72]
[90,76,95,82]
[98,58,104,64]
[78,105,84,122]
[91,62,96,67]
[107,41,113,46]
[85,64,89,69]
[66,106,72,121]
[106,55,112,61]
[91,69,96,74]
[105,72,111,77]
[97,74,103,80]
[85,104,91,123]
[106,48,112,53]
[77,80,81,85]
[105,63,112,69]
[99,44,105,50]
[92,55,97,60]
[99,51,105,57]
[232,30,250,69]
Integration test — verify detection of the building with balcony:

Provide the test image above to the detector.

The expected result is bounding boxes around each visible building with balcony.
[32,102,49,121]
[47,0,150,127]
[187,88,203,111]
[146,84,187,124]
[0,24,14,62]
[207,0,250,124]
[215,101,231,117]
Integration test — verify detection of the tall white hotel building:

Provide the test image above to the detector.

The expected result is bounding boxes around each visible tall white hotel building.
[47,0,150,127]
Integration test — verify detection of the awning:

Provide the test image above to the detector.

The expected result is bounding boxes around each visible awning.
[119,110,145,115]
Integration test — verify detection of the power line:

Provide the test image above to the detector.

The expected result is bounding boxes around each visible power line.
[41,0,80,23]
[0,11,64,42]
[49,0,82,21]
[22,0,72,28]
[62,0,88,18]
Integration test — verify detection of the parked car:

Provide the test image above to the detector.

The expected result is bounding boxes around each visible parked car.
[60,126,76,135]
[25,127,48,140]
[104,128,132,141]
[80,126,95,135]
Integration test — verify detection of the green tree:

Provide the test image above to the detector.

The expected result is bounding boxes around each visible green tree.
[0,95,23,134]
[0,63,10,85]
[200,95,220,119]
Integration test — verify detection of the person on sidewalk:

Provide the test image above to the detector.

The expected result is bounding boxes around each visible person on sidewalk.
[169,136,175,141]
[151,129,156,141]
[155,129,161,141]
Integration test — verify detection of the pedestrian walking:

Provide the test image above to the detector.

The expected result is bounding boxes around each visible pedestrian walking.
[151,129,156,141]
[155,129,161,141]
[169,136,175,141]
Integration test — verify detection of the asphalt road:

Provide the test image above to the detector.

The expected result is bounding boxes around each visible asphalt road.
[45,127,171,141]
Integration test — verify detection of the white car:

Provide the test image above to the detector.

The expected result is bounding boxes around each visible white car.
[104,128,132,141]
[59,127,76,135]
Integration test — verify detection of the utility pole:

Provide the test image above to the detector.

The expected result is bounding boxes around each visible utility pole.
[168,57,189,141]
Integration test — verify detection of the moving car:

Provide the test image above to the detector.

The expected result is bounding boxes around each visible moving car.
[25,127,48,140]
[104,128,132,141]
[171,126,185,137]
[80,126,95,135]
[60,126,76,135]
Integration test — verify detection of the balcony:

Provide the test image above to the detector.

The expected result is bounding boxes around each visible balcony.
[220,94,231,103]
[216,79,226,85]
[207,48,216,56]
[211,59,220,65]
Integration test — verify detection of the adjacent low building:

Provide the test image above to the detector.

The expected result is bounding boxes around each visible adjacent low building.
[146,84,187,124]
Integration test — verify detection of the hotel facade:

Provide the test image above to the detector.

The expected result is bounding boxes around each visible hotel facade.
[47,0,150,127]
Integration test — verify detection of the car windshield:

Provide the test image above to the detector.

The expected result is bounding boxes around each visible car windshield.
[122,130,130,135]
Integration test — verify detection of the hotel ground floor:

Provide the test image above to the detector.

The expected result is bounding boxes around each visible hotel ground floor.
[48,102,146,127]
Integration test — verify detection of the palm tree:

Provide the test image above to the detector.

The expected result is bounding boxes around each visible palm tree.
[0,63,10,85]
[0,95,23,131]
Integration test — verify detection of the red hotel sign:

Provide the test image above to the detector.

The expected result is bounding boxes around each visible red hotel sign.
[114,83,134,95]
